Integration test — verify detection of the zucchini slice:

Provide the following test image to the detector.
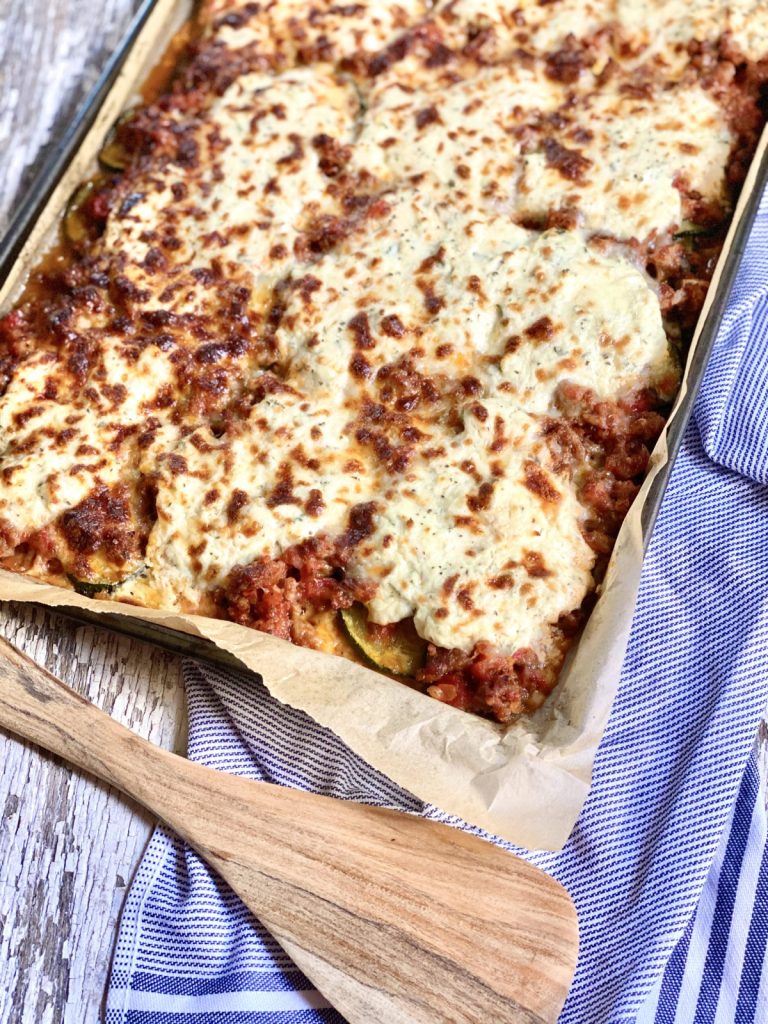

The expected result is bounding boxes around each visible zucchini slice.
[66,566,145,598]
[66,575,115,597]
[63,181,97,245]
[340,604,426,677]
[672,223,719,244]
[63,177,112,246]
[98,110,137,171]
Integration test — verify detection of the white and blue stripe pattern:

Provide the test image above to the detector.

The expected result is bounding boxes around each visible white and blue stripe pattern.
[636,753,768,1023]
[106,185,768,1024]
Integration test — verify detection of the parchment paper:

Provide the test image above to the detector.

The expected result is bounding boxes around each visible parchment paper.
[1,0,766,849]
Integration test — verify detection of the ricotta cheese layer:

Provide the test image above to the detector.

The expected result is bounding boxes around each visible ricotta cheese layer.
[202,0,430,66]
[139,181,672,657]
[351,62,571,208]
[517,83,733,239]
[616,0,768,64]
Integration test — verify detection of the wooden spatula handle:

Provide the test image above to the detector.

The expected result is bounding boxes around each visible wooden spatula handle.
[0,634,169,802]
[0,634,578,1024]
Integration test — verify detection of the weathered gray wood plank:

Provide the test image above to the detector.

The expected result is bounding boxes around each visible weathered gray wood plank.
[0,0,143,230]
[0,607,185,1024]
[0,7,185,1023]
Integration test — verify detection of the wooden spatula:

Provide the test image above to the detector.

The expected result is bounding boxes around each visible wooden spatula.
[0,634,578,1023]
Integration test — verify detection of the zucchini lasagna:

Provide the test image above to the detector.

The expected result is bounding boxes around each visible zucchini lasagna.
[1,0,766,721]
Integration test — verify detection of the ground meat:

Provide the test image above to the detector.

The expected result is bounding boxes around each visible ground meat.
[604,437,650,479]
[418,640,556,721]
[0,309,29,392]
[580,473,639,519]
[418,644,472,682]
[218,535,375,640]
[220,558,294,639]
[550,381,667,568]
[646,231,723,331]
[541,417,587,474]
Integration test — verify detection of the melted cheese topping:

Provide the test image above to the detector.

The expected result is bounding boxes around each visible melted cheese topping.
[497,231,675,410]
[135,180,673,656]
[352,57,731,242]
[135,390,376,610]
[103,67,361,312]
[359,403,594,655]
[0,371,122,538]
[0,330,179,542]
[0,65,363,559]
[277,181,532,394]
[276,182,674,412]
[142,386,595,658]
[203,0,429,65]
[431,0,615,59]
[616,0,768,64]
[728,1,768,62]
[517,83,732,239]
[351,63,569,208]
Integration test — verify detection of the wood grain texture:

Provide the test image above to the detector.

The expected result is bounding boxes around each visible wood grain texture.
[0,0,142,232]
[0,609,185,1024]
[0,637,578,1024]
[0,12,186,1021]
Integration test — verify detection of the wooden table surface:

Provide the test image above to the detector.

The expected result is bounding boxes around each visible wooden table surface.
[0,9,186,1023]
[1,3,768,1023]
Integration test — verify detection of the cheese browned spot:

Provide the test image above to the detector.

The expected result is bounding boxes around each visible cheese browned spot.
[351,61,571,208]
[201,0,430,68]
[616,0,768,67]
[517,82,733,240]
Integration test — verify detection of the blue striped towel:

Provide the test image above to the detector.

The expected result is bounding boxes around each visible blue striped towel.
[105,184,768,1024]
